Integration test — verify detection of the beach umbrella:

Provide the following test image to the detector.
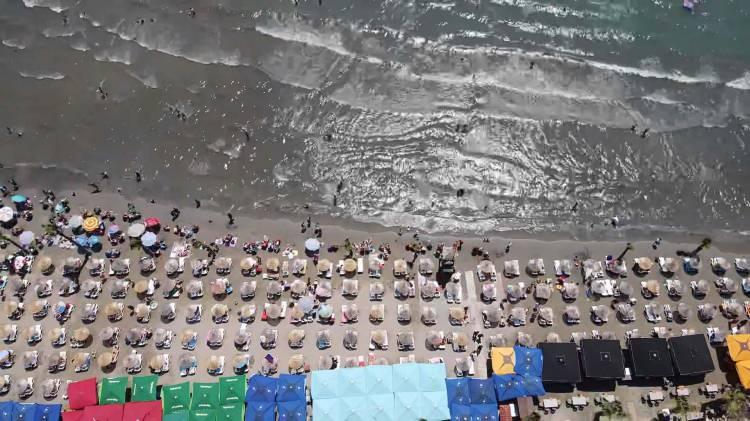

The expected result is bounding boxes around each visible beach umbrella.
[140,232,157,248]
[144,217,160,229]
[418,258,434,274]
[546,332,561,342]
[592,305,610,322]
[618,280,633,296]
[267,280,283,296]
[486,307,503,324]
[395,280,410,297]
[370,282,385,297]
[369,305,385,321]
[539,306,554,323]
[36,256,53,274]
[616,303,635,321]
[510,307,526,323]
[208,327,224,343]
[698,305,715,321]
[215,257,232,272]
[161,304,176,320]
[82,216,99,233]
[398,331,415,348]
[100,327,118,342]
[127,328,146,345]
[343,330,358,349]
[396,305,409,320]
[69,215,84,229]
[72,327,90,342]
[240,304,255,320]
[476,260,493,275]
[506,284,522,300]
[317,304,333,319]
[74,235,89,248]
[288,354,304,372]
[724,302,743,318]
[635,257,654,272]
[450,307,466,322]
[534,283,551,300]
[695,279,710,295]
[372,330,387,346]
[19,231,34,246]
[565,305,580,321]
[713,257,731,273]
[344,304,359,320]
[563,283,579,300]
[668,279,685,296]
[108,224,121,235]
[265,303,281,320]
[393,259,407,275]
[426,331,443,348]
[125,353,142,372]
[134,280,151,295]
[677,302,692,320]
[87,235,101,248]
[212,304,228,319]
[232,354,251,373]
[316,259,331,274]
[164,259,179,275]
[105,302,123,319]
[16,377,32,395]
[97,352,116,368]
[422,306,437,323]
[41,379,60,398]
[239,257,256,272]
[4,301,20,317]
[135,303,150,319]
[10,194,27,204]
[290,279,306,296]
[724,278,739,294]
[0,206,14,223]
[289,307,304,322]
[149,355,167,371]
[266,258,280,273]
[298,296,314,314]
[343,259,357,273]
[211,278,228,296]
[288,329,305,344]
[455,332,469,349]
[517,332,533,347]
[235,328,252,346]
[304,238,320,253]
[127,223,146,238]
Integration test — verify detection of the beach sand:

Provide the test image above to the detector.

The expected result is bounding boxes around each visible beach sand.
[0,188,747,419]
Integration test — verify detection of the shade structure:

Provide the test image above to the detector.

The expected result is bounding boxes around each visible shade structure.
[188,409,215,421]
[628,337,674,378]
[339,367,368,397]
[393,392,421,419]
[365,394,395,421]
[82,404,124,421]
[99,376,128,404]
[343,259,357,273]
[446,378,471,407]
[216,403,243,421]
[19,230,35,246]
[162,382,191,414]
[312,398,339,420]
[141,232,157,248]
[34,403,62,421]
[469,378,497,404]
[131,375,158,402]
[539,342,581,383]
[67,377,98,410]
[728,334,750,362]
[520,376,546,397]
[311,369,340,399]
[419,363,447,392]
[122,400,163,421]
[276,400,306,421]
[491,347,516,375]
[339,396,368,420]
[365,364,393,395]
[246,375,278,403]
[162,412,188,421]
[469,404,496,420]
[192,383,221,410]
[392,363,421,393]
[492,374,526,402]
[82,216,99,233]
[304,238,320,253]
[580,339,625,379]
[219,375,246,404]
[513,346,543,377]
[11,403,38,420]
[127,223,146,238]
[737,360,750,389]
[0,206,14,223]
[276,374,305,402]
[420,391,451,420]
[668,334,715,376]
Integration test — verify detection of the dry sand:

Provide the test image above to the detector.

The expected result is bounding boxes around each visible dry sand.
[1,189,748,419]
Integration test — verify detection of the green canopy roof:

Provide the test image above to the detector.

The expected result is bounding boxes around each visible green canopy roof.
[131,375,159,402]
[189,409,216,421]
[99,376,128,404]
[163,411,188,421]
[191,383,220,410]
[215,403,244,421]
[219,375,246,404]
[163,382,191,414]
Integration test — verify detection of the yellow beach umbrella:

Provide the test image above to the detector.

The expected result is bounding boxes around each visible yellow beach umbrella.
[728,334,750,362]
[82,216,100,233]
[737,360,750,389]
[491,347,516,375]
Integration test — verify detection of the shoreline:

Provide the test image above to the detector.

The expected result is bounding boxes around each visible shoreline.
[2,165,749,253]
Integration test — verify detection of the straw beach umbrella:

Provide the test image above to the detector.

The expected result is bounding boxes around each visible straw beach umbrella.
[266,258,280,273]
[73,327,90,343]
[267,304,281,320]
[288,330,305,347]
[267,281,283,297]
[546,332,561,343]
[288,354,305,373]
[535,284,551,301]
[369,305,384,321]
[562,283,579,300]
[454,332,469,348]
[489,335,506,347]
[344,305,359,321]
[99,327,118,344]
[676,302,691,320]
[343,259,357,274]
[426,331,443,348]
[344,330,358,349]
[617,280,633,297]
[449,307,466,323]
[517,332,533,347]
[97,352,117,369]
[134,280,150,296]
[37,256,53,274]
[422,306,437,324]
[240,304,255,321]
[372,330,387,347]
[290,279,306,296]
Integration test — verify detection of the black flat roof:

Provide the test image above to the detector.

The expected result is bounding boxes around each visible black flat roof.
[668,334,715,376]
[539,342,582,383]
[628,338,674,378]
[580,339,625,379]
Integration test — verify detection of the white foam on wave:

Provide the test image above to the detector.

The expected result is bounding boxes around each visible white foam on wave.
[22,0,66,12]
[18,71,65,80]
[94,47,133,65]
[126,70,158,89]
[727,72,750,90]
[2,39,27,50]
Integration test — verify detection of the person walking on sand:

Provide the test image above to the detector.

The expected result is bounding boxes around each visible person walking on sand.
[135,172,142,182]
[170,208,180,221]
[505,241,512,253]
[194,199,201,208]
[227,213,235,226]
[88,183,101,194]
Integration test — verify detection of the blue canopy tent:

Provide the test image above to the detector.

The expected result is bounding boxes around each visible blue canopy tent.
[367,394,395,421]
[392,364,420,393]
[0,402,12,421]
[312,398,339,420]
[338,367,367,397]
[311,369,339,400]
[419,391,451,420]
[245,375,278,403]
[520,375,546,397]
[492,375,526,402]
[276,374,305,402]
[393,392,421,420]
[471,404,499,421]
[339,396,368,421]
[245,401,274,421]
[419,363,447,392]
[445,378,471,407]
[514,346,543,377]
[364,365,393,395]
[12,403,37,420]
[449,404,471,421]
[469,378,497,405]
[34,404,61,421]
[277,400,306,421]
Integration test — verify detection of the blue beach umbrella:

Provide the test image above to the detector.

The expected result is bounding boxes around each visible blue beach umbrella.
[471,404,499,421]
[492,375,526,402]
[520,375,545,397]
[34,403,61,421]
[446,378,471,406]
[513,346,543,377]
[450,404,471,421]
[469,378,497,404]
[141,232,157,248]
[245,401,274,421]
[277,400,306,421]
[276,374,305,402]
[245,375,277,403]
[75,235,89,248]
[10,195,26,204]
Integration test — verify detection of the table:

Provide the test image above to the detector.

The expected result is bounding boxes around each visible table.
[572,396,588,406]
[542,399,559,409]
[705,384,719,394]
[676,387,690,397]
[601,394,616,403]
[648,391,664,402]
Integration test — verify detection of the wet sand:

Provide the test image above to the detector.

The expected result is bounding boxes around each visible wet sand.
[1,189,748,419]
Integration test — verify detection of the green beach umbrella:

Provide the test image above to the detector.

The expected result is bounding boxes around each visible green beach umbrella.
[191,382,220,410]
[163,382,191,414]
[131,375,159,402]
[163,411,189,421]
[215,403,244,421]
[219,375,246,404]
[99,376,128,404]
[189,409,216,421]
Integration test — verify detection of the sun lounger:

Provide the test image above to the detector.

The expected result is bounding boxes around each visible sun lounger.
[357,258,364,274]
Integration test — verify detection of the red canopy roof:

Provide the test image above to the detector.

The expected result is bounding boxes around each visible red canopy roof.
[82,404,124,421]
[62,410,85,421]
[144,217,161,228]
[123,400,163,421]
[68,378,98,410]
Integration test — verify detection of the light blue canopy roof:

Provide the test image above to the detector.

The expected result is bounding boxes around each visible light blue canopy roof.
[310,369,339,400]
[338,367,367,397]
[364,365,393,394]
